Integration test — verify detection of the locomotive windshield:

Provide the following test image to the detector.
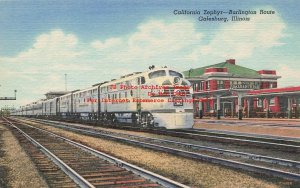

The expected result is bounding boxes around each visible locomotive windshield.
[148,70,166,79]
[169,70,183,78]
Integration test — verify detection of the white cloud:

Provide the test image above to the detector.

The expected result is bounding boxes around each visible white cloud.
[127,20,202,56]
[277,64,300,87]
[190,7,286,61]
[3,29,83,65]
[91,38,123,50]
[0,11,293,108]
[89,19,203,71]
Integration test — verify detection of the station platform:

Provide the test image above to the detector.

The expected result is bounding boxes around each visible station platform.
[193,117,300,138]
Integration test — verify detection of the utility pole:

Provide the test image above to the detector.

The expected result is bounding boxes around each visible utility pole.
[65,74,67,91]
[188,68,193,78]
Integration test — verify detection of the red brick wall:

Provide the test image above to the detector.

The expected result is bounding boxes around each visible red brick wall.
[224,80,230,89]
[210,80,217,91]
[258,70,276,75]
[269,97,280,112]
[205,67,228,73]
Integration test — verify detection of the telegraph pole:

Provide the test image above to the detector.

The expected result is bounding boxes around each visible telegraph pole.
[65,74,67,91]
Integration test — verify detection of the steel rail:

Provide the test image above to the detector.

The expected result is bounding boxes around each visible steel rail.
[16,117,300,182]
[148,129,300,150]
[189,128,300,142]
[27,117,300,169]
[26,117,300,150]
[6,117,189,188]
[178,128,300,145]
[3,117,95,188]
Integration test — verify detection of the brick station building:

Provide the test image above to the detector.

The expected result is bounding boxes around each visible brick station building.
[183,59,300,119]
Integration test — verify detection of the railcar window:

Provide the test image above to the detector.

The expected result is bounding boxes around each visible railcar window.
[141,77,145,84]
[148,70,166,79]
[169,70,183,78]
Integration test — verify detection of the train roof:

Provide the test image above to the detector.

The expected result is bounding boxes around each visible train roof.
[15,66,182,110]
[100,67,181,87]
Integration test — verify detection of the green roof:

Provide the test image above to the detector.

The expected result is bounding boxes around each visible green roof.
[183,62,261,78]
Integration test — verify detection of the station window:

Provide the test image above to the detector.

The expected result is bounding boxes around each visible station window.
[257,99,263,107]
[200,81,204,91]
[206,81,210,90]
[217,80,225,89]
[270,98,275,106]
[193,83,197,92]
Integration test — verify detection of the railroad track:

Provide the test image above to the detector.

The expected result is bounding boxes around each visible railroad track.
[3,117,188,188]
[185,128,300,142]
[13,117,300,182]
[140,128,300,152]
[174,128,300,146]
[20,117,300,152]
[195,119,300,129]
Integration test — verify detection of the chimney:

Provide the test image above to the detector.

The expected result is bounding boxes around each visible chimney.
[226,59,235,65]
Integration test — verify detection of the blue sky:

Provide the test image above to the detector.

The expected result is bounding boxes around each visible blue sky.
[0,0,300,108]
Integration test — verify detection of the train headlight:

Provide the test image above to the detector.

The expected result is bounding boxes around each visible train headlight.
[174,77,181,85]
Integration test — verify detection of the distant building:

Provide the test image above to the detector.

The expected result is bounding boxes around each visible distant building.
[183,59,300,119]
[183,59,280,92]
[45,91,70,99]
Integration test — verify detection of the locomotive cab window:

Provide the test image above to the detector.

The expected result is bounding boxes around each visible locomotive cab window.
[138,76,146,84]
[148,70,166,79]
[169,70,183,78]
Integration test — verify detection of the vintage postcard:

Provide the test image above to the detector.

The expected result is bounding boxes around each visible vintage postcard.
[0,0,299,187]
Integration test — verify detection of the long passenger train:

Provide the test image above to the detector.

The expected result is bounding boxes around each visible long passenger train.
[11,67,194,129]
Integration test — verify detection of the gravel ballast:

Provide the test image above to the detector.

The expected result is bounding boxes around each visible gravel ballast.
[23,120,298,188]
[0,123,48,188]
